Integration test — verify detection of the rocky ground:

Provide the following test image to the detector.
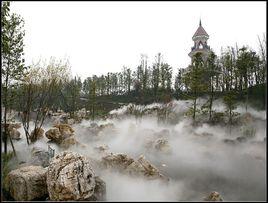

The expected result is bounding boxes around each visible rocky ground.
[1,101,266,201]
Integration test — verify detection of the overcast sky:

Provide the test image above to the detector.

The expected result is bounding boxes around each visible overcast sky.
[11,1,266,80]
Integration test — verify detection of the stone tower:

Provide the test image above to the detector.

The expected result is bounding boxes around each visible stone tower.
[188,19,210,63]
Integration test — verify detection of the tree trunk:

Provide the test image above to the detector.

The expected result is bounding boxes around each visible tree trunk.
[209,77,214,121]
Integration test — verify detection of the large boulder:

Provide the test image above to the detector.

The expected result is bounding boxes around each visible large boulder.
[94,144,109,154]
[101,153,169,182]
[126,155,169,181]
[29,147,50,167]
[101,153,135,171]
[29,128,44,143]
[2,123,21,140]
[4,165,48,201]
[46,125,77,149]
[59,136,78,149]
[9,128,21,140]
[53,124,74,138]
[203,191,223,201]
[45,128,62,143]
[88,176,106,201]
[154,138,172,153]
[2,122,21,130]
[240,112,253,125]
[46,151,105,201]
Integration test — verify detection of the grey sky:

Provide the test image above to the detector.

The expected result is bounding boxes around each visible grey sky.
[11,1,266,80]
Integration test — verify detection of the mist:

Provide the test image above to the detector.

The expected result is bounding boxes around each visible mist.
[4,99,266,201]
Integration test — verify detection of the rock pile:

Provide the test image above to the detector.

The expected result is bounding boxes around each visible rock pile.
[29,147,50,167]
[101,153,169,182]
[203,191,223,201]
[45,124,78,148]
[2,123,21,140]
[4,152,106,201]
[47,151,106,201]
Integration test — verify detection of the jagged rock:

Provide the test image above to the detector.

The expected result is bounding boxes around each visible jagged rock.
[2,123,21,140]
[45,128,62,143]
[53,124,74,138]
[2,122,21,130]
[101,153,169,182]
[29,147,50,167]
[94,144,109,153]
[4,165,48,201]
[88,176,106,201]
[99,123,114,131]
[154,138,171,153]
[127,155,169,181]
[59,136,78,149]
[29,128,44,143]
[101,153,135,171]
[204,191,223,201]
[46,151,96,201]
[240,112,253,124]
[9,128,21,140]
[236,136,247,143]
[223,139,236,145]
[67,118,75,125]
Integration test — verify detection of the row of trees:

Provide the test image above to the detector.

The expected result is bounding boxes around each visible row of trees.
[177,42,266,124]
[82,53,173,98]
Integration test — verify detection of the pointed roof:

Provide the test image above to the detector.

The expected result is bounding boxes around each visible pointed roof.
[192,20,209,39]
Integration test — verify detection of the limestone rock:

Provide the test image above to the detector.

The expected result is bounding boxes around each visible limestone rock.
[154,138,172,153]
[126,156,169,181]
[46,151,96,201]
[88,176,106,201]
[59,136,78,149]
[67,118,75,125]
[204,191,223,201]
[223,138,236,145]
[30,147,50,167]
[4,165,48,201]
[94,144,109,153]
[45,128,62,143]
[29,128,44,143]
[53,124,74,138]
[101,153,135,171]
[236,136,247,143]
[101,153,169,182]
[9,128,21,140]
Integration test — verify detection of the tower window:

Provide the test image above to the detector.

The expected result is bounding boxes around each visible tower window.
[198,42,203,49]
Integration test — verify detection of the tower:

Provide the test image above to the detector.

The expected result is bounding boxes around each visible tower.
[188,19,211,63]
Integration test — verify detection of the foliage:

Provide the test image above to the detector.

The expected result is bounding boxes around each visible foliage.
[1,1,27,154]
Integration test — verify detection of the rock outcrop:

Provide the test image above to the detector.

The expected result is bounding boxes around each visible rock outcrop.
[46,151,105,201]
[203,191,223,201]
[2,123,21,140]
[29,128,44,143]
[101,153,135,171]
[59,136,78,149]
[154,138,172,153]
[4,165,48,201]
[45,128,62,143]
[45,124,77,148]
[9,128,21,140]
[101,153,169,182]
[53,124,74,138]
[88,176,106,201]
[29,147,50,167]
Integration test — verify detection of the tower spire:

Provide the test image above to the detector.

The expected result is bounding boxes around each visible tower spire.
[199,18,202,27]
